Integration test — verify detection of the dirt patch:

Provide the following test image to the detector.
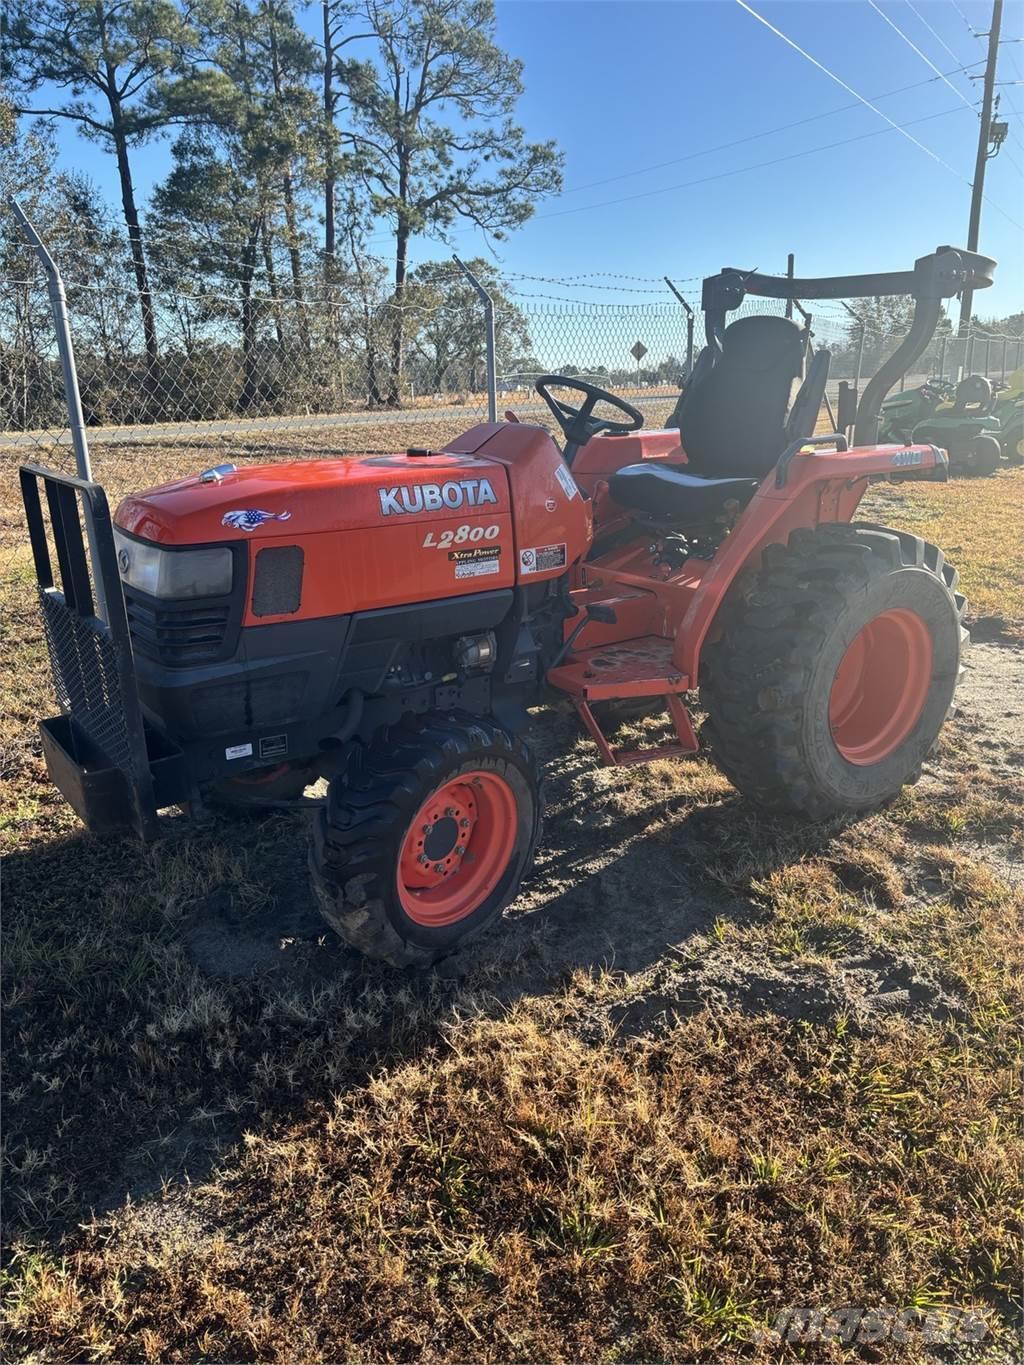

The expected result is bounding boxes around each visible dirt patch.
[956,639,1024,774]
[597,937,970,1041]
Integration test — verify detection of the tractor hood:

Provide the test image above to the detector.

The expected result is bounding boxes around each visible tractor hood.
[114,453,512,545]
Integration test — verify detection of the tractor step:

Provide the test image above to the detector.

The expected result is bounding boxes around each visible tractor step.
[547,635,689,701]
[547,636,698,767]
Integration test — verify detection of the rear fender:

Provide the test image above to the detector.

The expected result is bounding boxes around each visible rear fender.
[675,442,946,681]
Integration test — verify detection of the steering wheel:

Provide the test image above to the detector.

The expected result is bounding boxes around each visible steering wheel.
[534,375,644,459]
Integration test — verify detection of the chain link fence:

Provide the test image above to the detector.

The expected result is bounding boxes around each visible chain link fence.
[3,210,1022,587]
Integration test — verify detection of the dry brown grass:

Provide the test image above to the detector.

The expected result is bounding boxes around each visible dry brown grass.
[2,437,1022,1361]
[3,1007,1020,1363]
[862,469,1024,632]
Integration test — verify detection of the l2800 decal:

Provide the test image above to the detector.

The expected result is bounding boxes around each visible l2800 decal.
[378,479,498,516]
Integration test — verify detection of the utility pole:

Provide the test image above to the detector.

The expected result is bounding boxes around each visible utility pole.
[959,0,1003,334]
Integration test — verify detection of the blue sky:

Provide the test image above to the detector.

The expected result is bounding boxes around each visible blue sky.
[34,0,1024,317]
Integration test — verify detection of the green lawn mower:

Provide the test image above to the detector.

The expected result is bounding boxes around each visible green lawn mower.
[991,368,1024,465]
[879,374,1002,476]
[878,377,955,442]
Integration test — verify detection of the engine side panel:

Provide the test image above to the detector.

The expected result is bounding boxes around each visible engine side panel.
[443,423,592,582]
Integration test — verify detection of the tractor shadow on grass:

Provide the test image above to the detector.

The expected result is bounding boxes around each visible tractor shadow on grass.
[3,704,973,1246]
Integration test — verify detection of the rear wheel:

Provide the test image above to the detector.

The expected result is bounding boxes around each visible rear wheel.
[700,524,967,820]
[310,713,541,966]
[965,435,1000,477]
[1001,421,1024,466]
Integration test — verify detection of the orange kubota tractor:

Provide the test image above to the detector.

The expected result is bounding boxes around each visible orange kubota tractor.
[21,246,994,965]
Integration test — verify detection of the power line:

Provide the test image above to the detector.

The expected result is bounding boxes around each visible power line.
[867,0,977,109]
[555,63,981,201]
[905,0,973,67]
[532,105,969,223]
[737,0,968,170]
[735,0,1024,231]
[949,0,981,37]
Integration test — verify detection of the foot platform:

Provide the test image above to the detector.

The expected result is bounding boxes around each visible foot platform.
[546,636,698,766]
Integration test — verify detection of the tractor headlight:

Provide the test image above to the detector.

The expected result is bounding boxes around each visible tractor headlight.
[113,530,234,599]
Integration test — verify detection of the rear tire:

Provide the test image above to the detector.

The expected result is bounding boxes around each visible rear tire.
[965,435,1001,477]
[310,713,541,966]
[700,524,967,820]
[1001,421,1024,466]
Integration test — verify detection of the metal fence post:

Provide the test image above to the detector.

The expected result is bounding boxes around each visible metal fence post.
[664,277,695,378]
[855,325,866,394]
[9,197,106,619]
[965,325,976,376]
[453,255,496,422]
[1001,336,1007,380]
[938,333,946,381]
[984,334,992,376]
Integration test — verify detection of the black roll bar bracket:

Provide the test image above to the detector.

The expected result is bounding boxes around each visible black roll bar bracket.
[700,246,996,447]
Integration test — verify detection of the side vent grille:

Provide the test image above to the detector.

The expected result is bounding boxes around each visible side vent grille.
[253,546,303,617]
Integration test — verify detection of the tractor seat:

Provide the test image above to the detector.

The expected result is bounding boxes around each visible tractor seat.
[608,464,761,522]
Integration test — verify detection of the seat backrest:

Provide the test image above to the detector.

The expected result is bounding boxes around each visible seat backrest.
[677,315,804,478]
[952,373,993,415]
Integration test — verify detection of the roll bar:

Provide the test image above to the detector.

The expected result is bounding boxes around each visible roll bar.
[700,246,996,445]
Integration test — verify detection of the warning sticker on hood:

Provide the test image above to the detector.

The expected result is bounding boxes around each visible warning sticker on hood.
[519,543,567,575]
[451,545,501,578]
[554,463,579,500]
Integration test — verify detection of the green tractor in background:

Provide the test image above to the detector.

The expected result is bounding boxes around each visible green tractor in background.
[991,367,1024,466]
[879,374,1002,477]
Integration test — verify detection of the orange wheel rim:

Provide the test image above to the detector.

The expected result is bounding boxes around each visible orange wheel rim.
[829,609,933,765]
[397,771,518,927]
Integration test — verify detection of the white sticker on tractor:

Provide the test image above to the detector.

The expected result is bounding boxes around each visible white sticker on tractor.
[451,546,501,579]
[520,543,567,574]
[554,463,579,500]
[225,742,254,760]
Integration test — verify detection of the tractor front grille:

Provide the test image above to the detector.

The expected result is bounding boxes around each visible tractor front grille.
[39,589,140,778]
[124,589,239,667]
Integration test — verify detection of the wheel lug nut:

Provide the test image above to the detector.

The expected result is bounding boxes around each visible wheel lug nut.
[422,823,432,834]
[444,806,456,817]
[434,863,445,874]
[418,854,429,865]
[459,818,470,828]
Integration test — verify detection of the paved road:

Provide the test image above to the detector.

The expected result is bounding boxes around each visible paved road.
[0,393,679,452]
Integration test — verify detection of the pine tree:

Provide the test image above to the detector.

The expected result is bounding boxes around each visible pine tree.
[6,0,205,364]
[341,0,562,403]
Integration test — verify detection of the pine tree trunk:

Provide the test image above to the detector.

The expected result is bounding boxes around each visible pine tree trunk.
[261,225,286,348]
[239,226,262,411]
[111,122,159,371]
[282,176,311,351]
[322,0,336,265]
[387,216,409,407]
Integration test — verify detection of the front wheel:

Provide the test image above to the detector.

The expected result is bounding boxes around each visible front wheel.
[310,714,541,966]
[700,524,967,820]
[1001,421,1024,466]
